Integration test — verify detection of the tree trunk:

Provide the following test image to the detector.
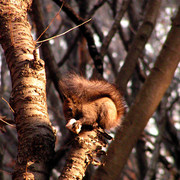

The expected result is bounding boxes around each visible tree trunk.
[0,0,55,179]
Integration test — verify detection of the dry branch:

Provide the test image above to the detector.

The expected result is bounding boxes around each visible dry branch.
[100,0,131,58]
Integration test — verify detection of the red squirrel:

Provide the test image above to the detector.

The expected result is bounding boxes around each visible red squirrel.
[60,74,125,134]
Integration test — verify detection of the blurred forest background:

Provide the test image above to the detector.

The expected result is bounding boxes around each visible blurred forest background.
[0,0,180,179]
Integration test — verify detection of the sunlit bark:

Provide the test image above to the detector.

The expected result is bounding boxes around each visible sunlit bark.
[0,0,55,179]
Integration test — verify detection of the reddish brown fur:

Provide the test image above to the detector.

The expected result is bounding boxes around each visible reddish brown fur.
[60,74,125,130]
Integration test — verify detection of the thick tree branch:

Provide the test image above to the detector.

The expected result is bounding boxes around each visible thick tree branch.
[92,7,180,180]
[116,0,162,94]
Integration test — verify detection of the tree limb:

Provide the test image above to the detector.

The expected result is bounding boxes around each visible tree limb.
[92,6,180,180]
[116,0,162,94]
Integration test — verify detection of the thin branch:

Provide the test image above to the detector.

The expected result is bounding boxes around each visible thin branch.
[144,117,166,180]
[36,18,92,44]
[88,0,107,17]
[2,97,14,113]
[92,19,118,76]
[35,2,64,42]
[0,116,15,127]
[58,31,80,67]
[166,96,179,111]
[52,0,103,75]
[100,0,131,58]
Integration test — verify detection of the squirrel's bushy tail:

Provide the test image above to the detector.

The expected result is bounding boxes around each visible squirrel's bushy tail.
[60,73,125,120]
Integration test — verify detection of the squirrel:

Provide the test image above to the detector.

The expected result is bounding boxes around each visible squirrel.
[59,74,125,134]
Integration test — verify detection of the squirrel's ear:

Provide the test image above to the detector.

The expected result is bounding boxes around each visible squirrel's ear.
[61,93,67,100]
[62,94,70,102]
[60,92,71,103]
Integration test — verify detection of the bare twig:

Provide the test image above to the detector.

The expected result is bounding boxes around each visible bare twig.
[0,116,15,127]
[116,0,162,93]
[36,2,64,42]
[36,19,92,44]
[52,0,103,74]
[100,0,131,58]
[2,97,14,113]
[88,0,107,17]
[58,32,79,67]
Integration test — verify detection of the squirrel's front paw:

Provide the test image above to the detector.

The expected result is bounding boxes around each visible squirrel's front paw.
[66,119,82,134]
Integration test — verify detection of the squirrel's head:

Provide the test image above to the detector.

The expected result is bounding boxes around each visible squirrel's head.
[63,96,83,122]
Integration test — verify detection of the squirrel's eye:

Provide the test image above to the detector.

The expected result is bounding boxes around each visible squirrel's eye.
[67,107,73,112]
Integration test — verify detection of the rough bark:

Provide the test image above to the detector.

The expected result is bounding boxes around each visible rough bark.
[31,0,62,97]
[59,129,107,180]
[92,7,180,180]
[0,0,55,179]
